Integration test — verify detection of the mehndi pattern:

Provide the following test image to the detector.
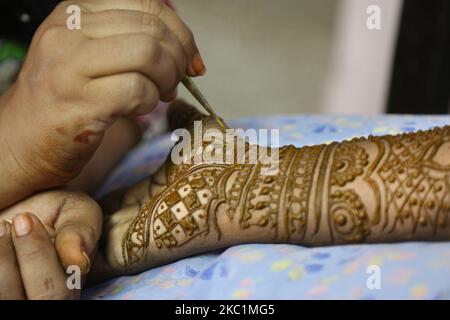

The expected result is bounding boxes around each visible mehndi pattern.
[122,126,450,267]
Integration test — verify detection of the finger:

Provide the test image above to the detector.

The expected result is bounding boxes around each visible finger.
[81,0,205,76]
[160,87,177,102]
[84,72,160,117]
[12,213,76,300]
[156,2,205,76]
[0,220,26,300]
[77,33,178,95]
[54,193,102,277]
[82,10,187,78]
[167,99,208,130]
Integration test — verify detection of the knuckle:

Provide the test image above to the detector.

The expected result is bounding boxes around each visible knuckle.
[18,246,44,261]
[140,13,166,38]
[126,74,147,106]
[136,35,162,64]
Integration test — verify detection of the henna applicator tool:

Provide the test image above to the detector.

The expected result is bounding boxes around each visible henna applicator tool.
[181,76,228,130]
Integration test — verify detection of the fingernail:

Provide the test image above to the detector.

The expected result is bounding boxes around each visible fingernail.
[0,221,7,238]
[192,53,206,76]
[81,251,91,274]
[13,213,32,237]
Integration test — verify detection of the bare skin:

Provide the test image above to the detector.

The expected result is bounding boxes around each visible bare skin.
[0,119,147,299]
[0,190,102,299]
[3,101,450,296]
[67,117,143,195]
[0,0,205,210]
[93,101,450,280]
[0,0,206,298]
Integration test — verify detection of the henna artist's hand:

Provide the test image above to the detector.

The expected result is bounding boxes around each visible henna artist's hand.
[0,190,102,299]
[0,0,205,209]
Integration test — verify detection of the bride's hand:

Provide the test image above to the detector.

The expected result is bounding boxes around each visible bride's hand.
[93,100,226,278]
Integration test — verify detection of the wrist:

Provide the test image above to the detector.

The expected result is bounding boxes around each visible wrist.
[0,88,38,208]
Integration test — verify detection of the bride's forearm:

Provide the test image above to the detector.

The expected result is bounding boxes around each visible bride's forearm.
[229,127,450,245]
[119,126,450,272]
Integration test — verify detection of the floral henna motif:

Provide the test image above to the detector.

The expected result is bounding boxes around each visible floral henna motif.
[327,142,370,243]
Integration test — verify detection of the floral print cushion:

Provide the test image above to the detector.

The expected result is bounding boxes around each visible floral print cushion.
[84,114,450,300]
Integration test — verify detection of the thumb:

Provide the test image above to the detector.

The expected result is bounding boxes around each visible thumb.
[54,193,102,276]
[55,226,94,275]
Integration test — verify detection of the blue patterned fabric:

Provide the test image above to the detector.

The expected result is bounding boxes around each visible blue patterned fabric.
[84,114,450,300]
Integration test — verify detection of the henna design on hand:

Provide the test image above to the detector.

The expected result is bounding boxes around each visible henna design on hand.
[121,125,450,268]
[366,127,450,234]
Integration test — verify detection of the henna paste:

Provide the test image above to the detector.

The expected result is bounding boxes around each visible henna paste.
[122,126,450,268]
